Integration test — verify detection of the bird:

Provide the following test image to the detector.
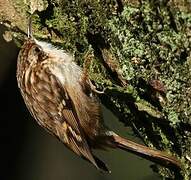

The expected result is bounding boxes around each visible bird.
[16,18,181,172]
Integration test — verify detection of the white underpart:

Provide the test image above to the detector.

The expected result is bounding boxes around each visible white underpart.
[35,39,73,62]
[35,39,82,87]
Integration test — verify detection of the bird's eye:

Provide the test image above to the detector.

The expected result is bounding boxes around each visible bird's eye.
[33,46,41,54]
[32,45,47,61]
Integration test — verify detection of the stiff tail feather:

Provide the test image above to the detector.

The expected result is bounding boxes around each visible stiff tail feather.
[112,134,181,168]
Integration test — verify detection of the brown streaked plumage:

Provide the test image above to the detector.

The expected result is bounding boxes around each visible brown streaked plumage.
[16,20,181,172]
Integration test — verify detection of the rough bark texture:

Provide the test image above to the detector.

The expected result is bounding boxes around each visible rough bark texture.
[0,0,191,179]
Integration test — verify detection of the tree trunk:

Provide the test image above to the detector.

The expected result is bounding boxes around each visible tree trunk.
[0,0,191,179]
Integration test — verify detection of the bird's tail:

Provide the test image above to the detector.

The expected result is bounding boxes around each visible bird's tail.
[110,134,181,168]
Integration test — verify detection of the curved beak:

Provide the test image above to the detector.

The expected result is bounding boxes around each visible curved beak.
[27,16,33,39]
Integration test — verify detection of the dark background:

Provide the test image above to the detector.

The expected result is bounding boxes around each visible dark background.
[0,25,160,180]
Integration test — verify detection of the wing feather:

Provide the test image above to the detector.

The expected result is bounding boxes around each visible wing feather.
[28,68,100,169]
[24,64,109,171]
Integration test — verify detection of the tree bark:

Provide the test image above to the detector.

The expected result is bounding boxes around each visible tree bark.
[1,0,191,179]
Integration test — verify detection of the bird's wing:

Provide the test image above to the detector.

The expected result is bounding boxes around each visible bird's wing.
[50,73,109,172]
[25,64,108,171]
[28,66,108,171]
